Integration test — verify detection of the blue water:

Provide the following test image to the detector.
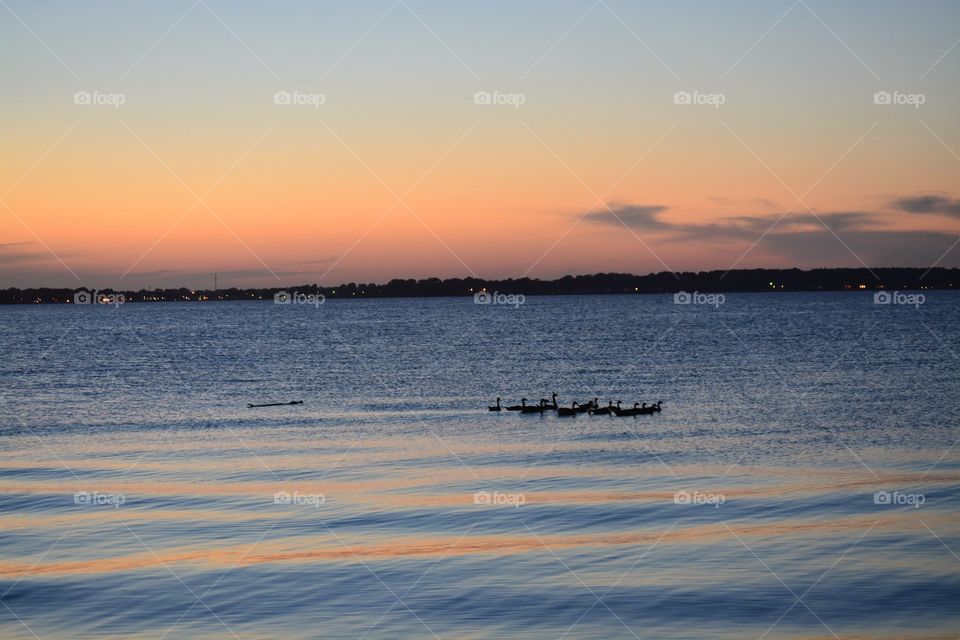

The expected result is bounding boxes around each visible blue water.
[1,293,958,639]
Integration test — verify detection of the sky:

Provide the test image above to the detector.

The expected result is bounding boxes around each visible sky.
[2,0,959,289]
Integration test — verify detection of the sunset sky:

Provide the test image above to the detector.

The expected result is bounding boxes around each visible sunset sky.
[2,0,959,289]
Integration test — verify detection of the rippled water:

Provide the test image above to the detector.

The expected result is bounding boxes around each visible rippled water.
[1,293,958,639]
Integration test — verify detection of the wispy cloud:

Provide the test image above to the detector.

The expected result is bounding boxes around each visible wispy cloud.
[125,267,332,281]
[0,241,56,266]
[298,256,339,265]
[707,196,778,209]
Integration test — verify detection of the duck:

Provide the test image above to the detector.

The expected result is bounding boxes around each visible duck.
[505,398,529,411]
[521,399,547,413]
[590,400,614,416]
[488,397,502,412]
[557,401,579,416]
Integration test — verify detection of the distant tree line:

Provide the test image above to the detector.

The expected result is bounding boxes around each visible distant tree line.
[1,267,956,304]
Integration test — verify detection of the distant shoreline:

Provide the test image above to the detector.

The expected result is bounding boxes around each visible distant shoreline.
[2,267,956,304]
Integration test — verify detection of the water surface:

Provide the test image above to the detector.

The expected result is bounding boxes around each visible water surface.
[1,293,958,638]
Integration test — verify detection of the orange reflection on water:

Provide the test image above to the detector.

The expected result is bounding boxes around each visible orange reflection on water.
[1,511,954,580]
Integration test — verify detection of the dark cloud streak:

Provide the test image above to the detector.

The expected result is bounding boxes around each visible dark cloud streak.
[892,194,960,218]
[582,201,960,267]
[584,204,878,239]
[583,205,671,230]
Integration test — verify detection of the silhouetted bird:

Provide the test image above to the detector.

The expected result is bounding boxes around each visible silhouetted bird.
[521,399,547,413]
[539,393,559,410]
[505,398,529,411]
[590,400,614,416]
[579,397,598,410]
[557,401,579,416]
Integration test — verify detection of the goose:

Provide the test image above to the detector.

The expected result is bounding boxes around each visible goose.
[505,398,529,411]
[539,393,559,410]
[579,397,599,410]
[521,399,547,413]
[636,400,663,415]
[613,401,642,417]
[590,400,614,416]
[557,401,579,416]
[626,403,647,416]
[488,397,502,412]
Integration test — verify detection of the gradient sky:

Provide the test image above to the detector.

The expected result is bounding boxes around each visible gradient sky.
[2,0,959,288]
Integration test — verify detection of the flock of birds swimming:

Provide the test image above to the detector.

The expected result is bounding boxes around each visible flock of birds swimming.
[488,393,663,416]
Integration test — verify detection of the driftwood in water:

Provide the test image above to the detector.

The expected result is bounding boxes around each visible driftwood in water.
[247,400,304,408]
